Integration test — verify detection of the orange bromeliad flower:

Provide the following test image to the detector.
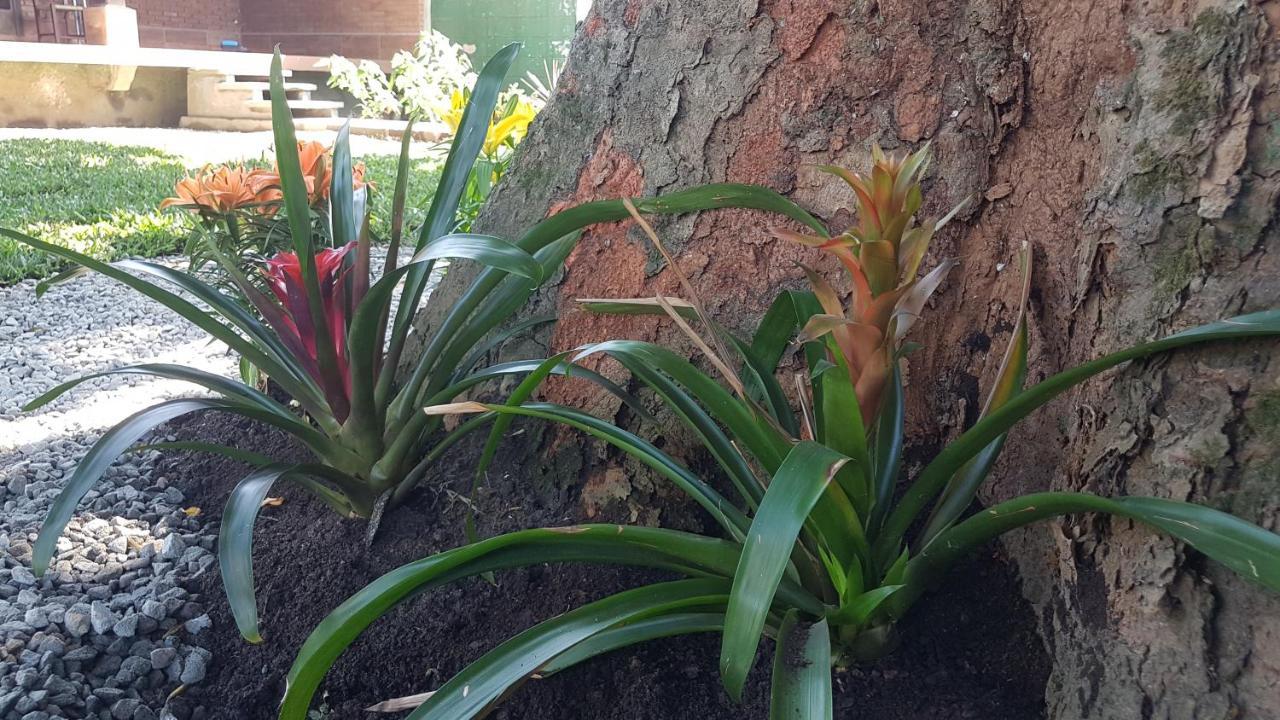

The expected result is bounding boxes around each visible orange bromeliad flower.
[160,165,268,217]
[775,144,967,424]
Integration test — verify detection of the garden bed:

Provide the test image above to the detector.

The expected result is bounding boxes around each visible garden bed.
[167,413,1050,720]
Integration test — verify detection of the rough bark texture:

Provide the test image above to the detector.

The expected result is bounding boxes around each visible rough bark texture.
[407,1,1280,717]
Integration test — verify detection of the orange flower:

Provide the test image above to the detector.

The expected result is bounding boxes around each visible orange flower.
[249,141,371,211]
[160,165,266,216]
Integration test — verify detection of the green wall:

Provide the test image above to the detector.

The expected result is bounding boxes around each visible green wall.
[432,0,577,83]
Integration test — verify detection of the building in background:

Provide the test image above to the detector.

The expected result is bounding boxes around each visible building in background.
[0,0,586,129]
[0,0,584,69]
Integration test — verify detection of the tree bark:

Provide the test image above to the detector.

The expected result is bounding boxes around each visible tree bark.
[407,1,1280,717]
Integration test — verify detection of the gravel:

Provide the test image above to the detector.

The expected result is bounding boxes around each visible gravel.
[0,256,237,719]
[0,248,421,719]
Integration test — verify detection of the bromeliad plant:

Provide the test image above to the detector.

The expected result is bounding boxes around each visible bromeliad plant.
[275,146,1280,719]
[4,46,834,647]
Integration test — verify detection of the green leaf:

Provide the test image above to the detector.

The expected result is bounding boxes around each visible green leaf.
[815,349,870,516]
[32,396,361,579]
[410,580,731,719]
[344,235,541,449]
[371,118,417,360]
[34,264,89,298]
[890,492,1280,618]
[31,399,239,576]
[721,442,848,701]
[393,183,825,426]
[270,49,344,412]
[278,525,823,718]
[330,120,358,248]
[752,290,823,372]
[770,611,833,720]
[867,362,904,536]
[825,584,902,626]
[382,43,521,381]
[127,441,276,468]
[219,464,290,643]
[877,308,1280,565]
[581,296,799,438]
[537,612,725,677]
[467,354,572,541]
[23,363,284,416]
[440,402,749,538]
[0,230,329,421]
[577,340,791,473]
[410,233,542,281]
[384,231,575,430]
[450,315,556,383]
[919,245,1032,545]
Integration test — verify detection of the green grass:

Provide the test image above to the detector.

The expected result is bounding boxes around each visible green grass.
[363,152,445,243]
[0,139,191,284]
[0,138,446,286]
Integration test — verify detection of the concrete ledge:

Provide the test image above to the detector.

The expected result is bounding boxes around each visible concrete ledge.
[0,41,334,75]
[179,115,448,141]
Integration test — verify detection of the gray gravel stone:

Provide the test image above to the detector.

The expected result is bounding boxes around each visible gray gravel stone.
[179,647,209,685]
[10,566,35,586]
[182,614,210,636]
[113,612,140,637]
[149,646,176,670]
[90,601,116,635]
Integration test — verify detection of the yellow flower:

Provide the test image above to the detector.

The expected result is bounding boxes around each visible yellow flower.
[484,99,537,156]
[439,90,538,157]
[439,89,467,134]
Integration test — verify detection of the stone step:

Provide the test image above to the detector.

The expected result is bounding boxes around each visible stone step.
[245,98,344,118]
[217,80,319,93]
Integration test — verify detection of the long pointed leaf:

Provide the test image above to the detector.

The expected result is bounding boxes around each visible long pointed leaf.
[24,363,286,417]
[537,612,725,677]
[382,44,521,379]
[410,580,731,719]
[427,401,749,538]
[330,121,358,247]
[392,184,825,428]
[220,464,290,643]
[890,492,1280,617]
[0,230,330,421]
[867,362,904,536]
[279,525,822,718]
[721,442,848,701]
[770,612,833,720]
[877,308,1280,564]
[270,49,344,413]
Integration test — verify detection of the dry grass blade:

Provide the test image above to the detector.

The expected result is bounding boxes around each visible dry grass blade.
[423,400,490,415]
[794,372,816,441]
[366,691,435,712]
[654,294,746,398]
[622,199,745,396]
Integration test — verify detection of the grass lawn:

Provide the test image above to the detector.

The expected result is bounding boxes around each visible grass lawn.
[0,138,443,285]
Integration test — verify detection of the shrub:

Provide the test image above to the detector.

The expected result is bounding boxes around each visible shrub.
[279,146,1280,719]
[6,44,822,649]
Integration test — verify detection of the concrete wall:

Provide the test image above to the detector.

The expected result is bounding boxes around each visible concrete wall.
[0,62,185,127]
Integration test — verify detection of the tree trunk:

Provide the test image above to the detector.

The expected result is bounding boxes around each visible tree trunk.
[408,0,1280,717]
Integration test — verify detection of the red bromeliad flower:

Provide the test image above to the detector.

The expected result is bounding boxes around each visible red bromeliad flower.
[262,242,356,419]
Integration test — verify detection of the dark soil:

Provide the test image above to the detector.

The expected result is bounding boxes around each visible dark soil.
[161,412,1050,720]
